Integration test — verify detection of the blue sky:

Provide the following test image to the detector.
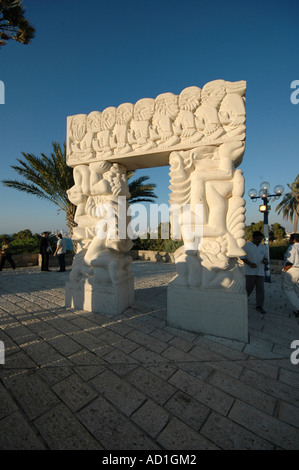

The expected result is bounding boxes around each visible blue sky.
[0,0,298,235]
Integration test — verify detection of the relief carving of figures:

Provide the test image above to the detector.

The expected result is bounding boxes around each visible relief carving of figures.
[128,98,158,151]
[67,80,246,166]
[151,92,180,148]
[194,80,226,142]
[67,161,132,284]
[173,86,203,144]
[219,81,246,140]
[169,141,246,292]
[69,114,87,158]
[111,103,134,154]
[92,107,116,158]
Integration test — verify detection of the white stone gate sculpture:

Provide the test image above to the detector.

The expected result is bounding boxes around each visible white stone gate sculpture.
[65,79,248,341]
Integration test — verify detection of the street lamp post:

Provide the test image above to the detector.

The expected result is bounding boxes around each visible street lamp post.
[248,182,284,283]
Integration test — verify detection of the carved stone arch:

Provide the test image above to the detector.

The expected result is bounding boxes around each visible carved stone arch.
[65,80,248,342]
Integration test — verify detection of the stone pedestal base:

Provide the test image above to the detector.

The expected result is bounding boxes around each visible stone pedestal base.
[167,283,248,342]
[65,276,134,316]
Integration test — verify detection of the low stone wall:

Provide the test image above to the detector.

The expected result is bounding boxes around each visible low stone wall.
[136,250,175,263]
[38,253,75,268]
[1,253,39,268]
[1,250,285,273]
[270,260,284,274]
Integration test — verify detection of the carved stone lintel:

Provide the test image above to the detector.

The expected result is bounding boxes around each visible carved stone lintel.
[66,80,246,170]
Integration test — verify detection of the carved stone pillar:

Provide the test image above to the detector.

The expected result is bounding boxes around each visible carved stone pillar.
[167,141,248,341]
[65,161,134,315]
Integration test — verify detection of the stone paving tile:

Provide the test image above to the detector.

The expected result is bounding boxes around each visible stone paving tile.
[164,391,210,431]
[168,335,194,352]
[237,359,279,379]
[162,345,200,363]
[204,360,244,379]
[188,344,230,362]
[131,345,169,364]
[270,358,299,375]
[0,300,26,314]
[36,366,74,386]
[102,348,140,365]
[3,371,60,420]
[1,349,37,370]
[74,365,106,381]
[169,369,234,416]
[207,370,277,415]
[204,334,246,352]
[145,363,177,381]
[77,395,160,450]
[176,361,213,382]
[2,322,38,346]
[69,331,114,357]
[229,400,299,449]
[108,363,139,378]
[0,330,20,357]
[240,367,299,405]
[99,329,140,355]
[20,338,71,368]
[150,327,174,343]
[157,417,219,450]
[201,411,275,450]
[90,369,146,416]
[0,381,18,418]
[34,402,103,450]
[68,349,107,366]
[126,366,177,406]
[24,321,62,341]
[131,399,170,438]
[126,329,169,354]
[0,411,46,450]
[46,334,83,356]
[52,373,98,412]
[193,336,248,361]
[279,367,299,388]
[277,400,299,428]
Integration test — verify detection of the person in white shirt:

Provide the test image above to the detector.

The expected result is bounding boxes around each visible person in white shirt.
[282,233,299,317]
[241,231,268,314]
[54,233,67,272]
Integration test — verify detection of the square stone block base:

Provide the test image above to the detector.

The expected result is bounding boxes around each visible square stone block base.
[167,284,248,342]
[65,276,134,316]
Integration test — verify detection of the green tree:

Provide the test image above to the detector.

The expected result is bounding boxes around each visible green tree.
[245,221,264,241]
[0,0,35,48]
[2,142,77,235]
[2,142,157,238]
[126,171,157,203]
[269,223,286,241]
[275,174,299,232]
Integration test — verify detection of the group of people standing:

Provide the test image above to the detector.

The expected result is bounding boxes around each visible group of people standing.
[0,232,67,273]
[241,231,299,317]
[39,232,67,272]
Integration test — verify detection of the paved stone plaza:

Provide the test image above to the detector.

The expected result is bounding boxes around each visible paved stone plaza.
[0,261,299,450]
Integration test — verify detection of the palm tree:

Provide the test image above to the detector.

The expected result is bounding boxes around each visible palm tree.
[2,142,157,237]
[127,170,157,204]
[0,0,35,48]
[275,174,299,232]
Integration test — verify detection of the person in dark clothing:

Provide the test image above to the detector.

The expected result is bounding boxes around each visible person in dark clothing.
[0,238,16,271]
[39,232,51,271]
